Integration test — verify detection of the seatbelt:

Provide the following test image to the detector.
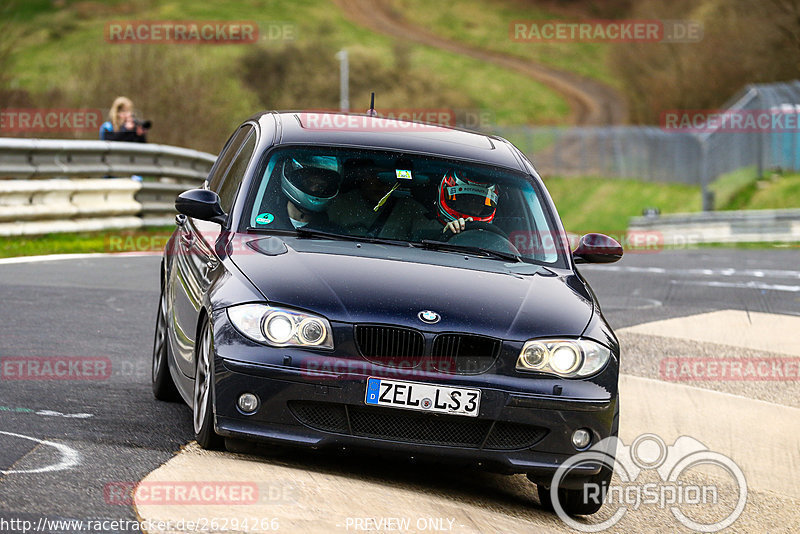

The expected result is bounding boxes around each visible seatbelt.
[367,196,398,236]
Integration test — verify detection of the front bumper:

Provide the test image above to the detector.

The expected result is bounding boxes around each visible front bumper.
[210,307,618,486]
[213,356,617,487]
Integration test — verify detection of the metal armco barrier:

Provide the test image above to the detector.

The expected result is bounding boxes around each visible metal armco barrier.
[629,209,800,245]
[0,138,216,236]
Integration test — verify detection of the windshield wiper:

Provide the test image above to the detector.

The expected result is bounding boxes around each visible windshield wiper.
[295,227,412,247]
[419,239,522,263]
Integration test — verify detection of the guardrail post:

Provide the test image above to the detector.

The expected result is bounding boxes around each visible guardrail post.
[700,138,714,211]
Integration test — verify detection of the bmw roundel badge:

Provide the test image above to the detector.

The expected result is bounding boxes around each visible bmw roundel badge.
[418,310,441,324]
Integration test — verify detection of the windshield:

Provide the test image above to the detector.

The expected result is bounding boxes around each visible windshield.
[246,147,567,266]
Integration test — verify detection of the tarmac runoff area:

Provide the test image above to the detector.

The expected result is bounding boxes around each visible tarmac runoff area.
[135,310,800,533]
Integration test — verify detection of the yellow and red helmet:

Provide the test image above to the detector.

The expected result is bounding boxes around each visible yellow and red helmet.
[438,169,499,223]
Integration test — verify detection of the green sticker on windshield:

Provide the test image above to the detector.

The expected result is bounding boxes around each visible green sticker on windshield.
[255,212,274,225]
[396,169,412,180]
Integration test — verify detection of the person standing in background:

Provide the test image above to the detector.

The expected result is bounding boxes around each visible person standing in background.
[99,96,148,143]
[99,96,150,180]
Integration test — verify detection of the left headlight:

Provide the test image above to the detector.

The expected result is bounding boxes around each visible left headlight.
[516,339,611,378]
[227,303,334,349]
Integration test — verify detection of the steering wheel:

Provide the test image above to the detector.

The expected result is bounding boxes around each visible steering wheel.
[444,220,509,240]
[444,220,521,256]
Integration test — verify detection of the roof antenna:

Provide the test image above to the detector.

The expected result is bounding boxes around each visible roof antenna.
[366,92,377,116]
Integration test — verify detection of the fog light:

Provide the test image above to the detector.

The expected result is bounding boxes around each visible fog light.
[572,428,591,449]
[237,393,259,414]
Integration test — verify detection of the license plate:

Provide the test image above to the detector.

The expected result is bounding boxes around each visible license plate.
[364,377,481,417]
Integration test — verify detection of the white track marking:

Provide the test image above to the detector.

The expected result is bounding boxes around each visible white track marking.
[600,297,663,310]
[0,430,80,474]
[0,251,160,265]
[583,265,800,279]
[670,279,800,293]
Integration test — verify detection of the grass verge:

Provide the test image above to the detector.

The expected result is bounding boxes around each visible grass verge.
[0,226,175,259]
[392,0,614,85]
[544,176,701,235]
[6,0,570,131]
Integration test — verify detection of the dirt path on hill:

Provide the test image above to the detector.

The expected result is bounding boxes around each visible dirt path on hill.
[333,0,627,125]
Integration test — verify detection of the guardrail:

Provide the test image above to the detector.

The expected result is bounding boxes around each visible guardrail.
[0,138,216,236]
[629,209,800,245]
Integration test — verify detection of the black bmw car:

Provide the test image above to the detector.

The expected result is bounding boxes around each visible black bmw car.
[152,111,623,515]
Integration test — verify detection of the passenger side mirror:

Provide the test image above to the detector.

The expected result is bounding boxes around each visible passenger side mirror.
[573,233,623,264]
[175,189,227,225]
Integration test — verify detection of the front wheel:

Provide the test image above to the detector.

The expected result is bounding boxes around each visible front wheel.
[152,290,179,401]
[536,465,612,516]
[193,318,223,450]
[537,405,619,516]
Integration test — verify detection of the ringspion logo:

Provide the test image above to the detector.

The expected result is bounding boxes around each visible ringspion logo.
[551,434,746,532]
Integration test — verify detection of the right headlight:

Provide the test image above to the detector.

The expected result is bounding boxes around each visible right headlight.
[227,303,333,349]
[516,339,611,378]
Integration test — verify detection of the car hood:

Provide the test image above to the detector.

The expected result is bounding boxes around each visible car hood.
[229,236,593,340]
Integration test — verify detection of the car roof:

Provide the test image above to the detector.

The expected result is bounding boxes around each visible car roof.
[251,111,527,172]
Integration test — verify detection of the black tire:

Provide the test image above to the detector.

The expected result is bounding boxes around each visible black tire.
[537,404,619,516]
[193,318,224,450]
[152,290,180,401]
[537,465,612,516]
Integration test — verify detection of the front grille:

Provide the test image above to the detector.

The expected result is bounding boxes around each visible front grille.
[288,401,548,450]
[355,325,425,368]
[431,334,501,374]
[348,406,490,447]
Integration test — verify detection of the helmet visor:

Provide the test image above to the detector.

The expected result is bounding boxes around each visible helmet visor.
[443,183,498,219]
[285,166,340,198]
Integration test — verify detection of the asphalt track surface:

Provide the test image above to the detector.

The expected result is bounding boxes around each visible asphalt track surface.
[0,248,798,532]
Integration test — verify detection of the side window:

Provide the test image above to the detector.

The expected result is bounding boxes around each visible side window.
[217,131,256,214]
[207,126,251,192]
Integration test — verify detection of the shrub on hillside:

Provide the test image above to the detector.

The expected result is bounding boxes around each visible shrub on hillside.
[65,45,256,153]
[239,35,472,116]
[611,0,800,123]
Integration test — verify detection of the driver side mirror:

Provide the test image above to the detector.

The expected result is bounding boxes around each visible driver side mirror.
[573,233,623,264]
[175,189,227,225]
